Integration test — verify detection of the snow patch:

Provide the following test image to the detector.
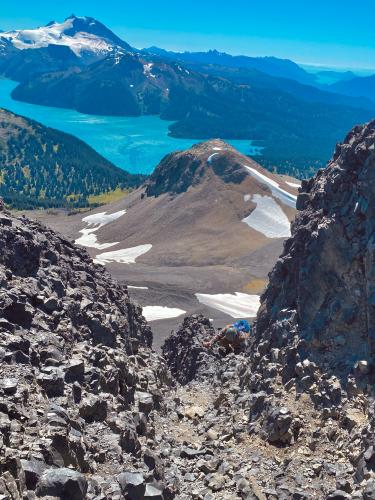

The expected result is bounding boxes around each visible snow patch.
[244,194,251,202]
[94,244,152,265]
[286,181,301,188]
[142,306,186,322]
[75,229,118,250]
[82,210,126,227]
[195,292,260,318]
[207,153,220,163]
[75,210,126,249]
[242,194,291,238]
[243,165,297,208]
[128,286,149,290]
[143,63,156,78]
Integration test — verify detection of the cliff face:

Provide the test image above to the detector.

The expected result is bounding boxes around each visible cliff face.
[256,119,375,379]
[240,121,375,497]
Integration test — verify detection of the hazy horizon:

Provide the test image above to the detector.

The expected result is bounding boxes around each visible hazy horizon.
[2,0,375,72]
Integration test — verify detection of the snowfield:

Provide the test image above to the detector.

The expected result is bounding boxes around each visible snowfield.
[94,244,152,265]
[142,306,186,322]
[76,210,152,265]
[75,228,118,250]
[243,164,297,208]
[242,194,291,238]
[195,292,260,318]
[75,210,126,249]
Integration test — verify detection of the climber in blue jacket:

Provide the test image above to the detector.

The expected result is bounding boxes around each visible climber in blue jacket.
[203,319,251,352]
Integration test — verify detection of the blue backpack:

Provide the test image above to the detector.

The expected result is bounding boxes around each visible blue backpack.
[233,320,251,334]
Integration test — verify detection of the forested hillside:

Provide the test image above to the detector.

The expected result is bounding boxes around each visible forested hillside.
[0,108,144,209]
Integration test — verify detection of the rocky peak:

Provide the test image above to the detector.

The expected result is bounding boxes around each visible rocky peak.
[0,207,151,346]
[62,15,133,52]
[145,140,248,197]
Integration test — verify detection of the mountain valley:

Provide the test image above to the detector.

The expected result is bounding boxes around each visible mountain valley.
[1,15,374,176]
[1,119,375,499]
[1,8,375,499]
[25,140,298,346]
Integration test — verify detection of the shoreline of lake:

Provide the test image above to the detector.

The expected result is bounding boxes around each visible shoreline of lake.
[0,79,262,175]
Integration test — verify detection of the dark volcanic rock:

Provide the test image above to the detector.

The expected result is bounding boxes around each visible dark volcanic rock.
[36,468,87,499]
[255,119,375,380]
[243,119,375,498]
[162,315,218,384]
[118,471,146,498]
[21,459,47,490]
[0,204,171,498]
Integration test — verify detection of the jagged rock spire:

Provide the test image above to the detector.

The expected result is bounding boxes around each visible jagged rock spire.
[255,119,375,379]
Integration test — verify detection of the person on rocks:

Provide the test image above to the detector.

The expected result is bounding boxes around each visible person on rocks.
[203,320,251,353]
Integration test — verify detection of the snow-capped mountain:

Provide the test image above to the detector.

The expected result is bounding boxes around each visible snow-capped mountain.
[0,15,133,61]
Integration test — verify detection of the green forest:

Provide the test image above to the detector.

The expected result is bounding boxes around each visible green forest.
[0,109,144,209]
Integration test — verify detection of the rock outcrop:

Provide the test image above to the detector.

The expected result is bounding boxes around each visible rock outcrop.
[0,204,174,499]
[255,118,375,379]
[162,316,219,384]
[161,315,357,499]
[245,119,375,497]
[145,140,247,198]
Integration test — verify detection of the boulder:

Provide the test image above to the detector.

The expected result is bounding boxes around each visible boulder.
[20,459,47,490]
[37,369,64,397]
[118,471,146,499]
[65,359,85,383]
[79,395,107,422]
[36,468,87,499]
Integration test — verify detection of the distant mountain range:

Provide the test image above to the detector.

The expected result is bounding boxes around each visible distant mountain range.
[1,15,375,176]
[143,47,375,109]
[330,74,375,103]
[143,47,317,85]
[0,108,143,209]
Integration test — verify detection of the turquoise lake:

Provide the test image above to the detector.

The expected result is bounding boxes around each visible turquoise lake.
[0,79,261,175]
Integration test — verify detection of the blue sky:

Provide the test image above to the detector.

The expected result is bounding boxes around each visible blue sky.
[2,0,375,70]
